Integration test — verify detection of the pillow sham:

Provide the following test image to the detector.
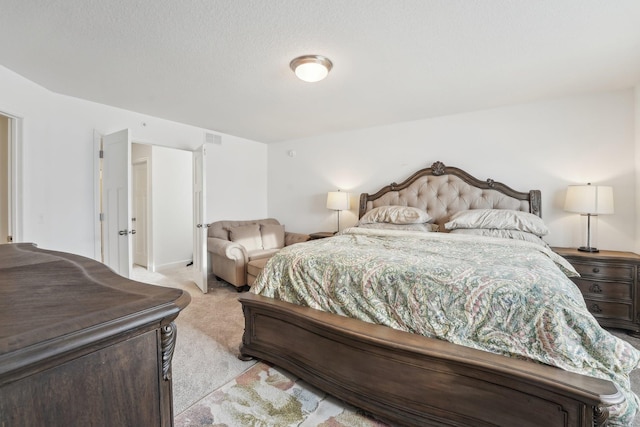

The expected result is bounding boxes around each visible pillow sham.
[358,223,439,232]
[260,224,285,250]
[228,224,263,251]
[444,209,548,236]
[449,228,548,247]
[359,206,432,225]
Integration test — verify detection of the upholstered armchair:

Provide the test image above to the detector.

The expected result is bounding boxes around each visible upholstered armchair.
[207,218,310,289]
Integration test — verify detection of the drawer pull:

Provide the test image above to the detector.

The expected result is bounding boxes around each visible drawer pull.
[589,283,603,294]
[589,303,603,314]
[592,267,600,274]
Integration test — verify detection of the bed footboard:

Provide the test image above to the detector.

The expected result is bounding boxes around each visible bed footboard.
[239,293,622,427]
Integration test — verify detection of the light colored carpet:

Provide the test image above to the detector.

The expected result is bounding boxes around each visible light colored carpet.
[131,265,256,415]
[133,265,640,426]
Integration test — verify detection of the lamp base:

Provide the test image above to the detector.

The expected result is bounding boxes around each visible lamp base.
[578,246,599,253]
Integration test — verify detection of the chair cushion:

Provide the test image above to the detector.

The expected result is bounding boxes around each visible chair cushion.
[261,224,285,249]
[247,257,270,277]
[228,224,263,251]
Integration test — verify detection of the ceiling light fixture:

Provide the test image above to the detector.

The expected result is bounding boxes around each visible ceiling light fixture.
[290,55,333,83]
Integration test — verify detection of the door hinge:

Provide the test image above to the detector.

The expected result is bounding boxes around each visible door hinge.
[99,212,104,221]
[99,150,104,158]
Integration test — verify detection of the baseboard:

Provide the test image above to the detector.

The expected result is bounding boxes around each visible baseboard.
[155,259,192,271]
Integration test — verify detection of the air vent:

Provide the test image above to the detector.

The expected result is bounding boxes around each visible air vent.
[205,132,222,145]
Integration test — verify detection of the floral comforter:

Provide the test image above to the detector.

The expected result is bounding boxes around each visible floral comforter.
[251,227,640,425]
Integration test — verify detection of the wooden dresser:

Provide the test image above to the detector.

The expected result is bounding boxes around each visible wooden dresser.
[553,247,640,336]
[0,243,190,426]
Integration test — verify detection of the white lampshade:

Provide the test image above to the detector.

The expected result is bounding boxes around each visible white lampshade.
[564,184,614,215]
[326,191,350,211]
[290,55,333,83]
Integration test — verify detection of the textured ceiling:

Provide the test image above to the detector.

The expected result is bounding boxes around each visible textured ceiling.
[1,1,639,143]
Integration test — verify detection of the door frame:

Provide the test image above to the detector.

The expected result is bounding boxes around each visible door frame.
[1,110,23,244]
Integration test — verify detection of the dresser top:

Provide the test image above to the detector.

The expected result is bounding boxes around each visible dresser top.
[552,247,640,262]
[0,243,190,360]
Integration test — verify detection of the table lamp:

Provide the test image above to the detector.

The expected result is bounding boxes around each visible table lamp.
[326,190,350,233]
[564,183,614,252]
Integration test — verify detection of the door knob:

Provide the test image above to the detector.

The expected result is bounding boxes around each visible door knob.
[118,230,128,236]
[129,230,136,235]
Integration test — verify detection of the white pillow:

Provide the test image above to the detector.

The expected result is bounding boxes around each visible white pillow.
[260,224,285,250]
[444,209,548,237]
[359,206,432,225]
[228,224,263,251]
[358,223,439,232]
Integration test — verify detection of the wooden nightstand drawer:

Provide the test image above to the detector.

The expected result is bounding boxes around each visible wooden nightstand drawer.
[571,278,632,300]
[553,247,640,333]
[583,298,633,321]
[569,261,634,281]
[553,248,640,336]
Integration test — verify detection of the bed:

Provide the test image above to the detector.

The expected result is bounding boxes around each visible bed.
[239,161,640,426]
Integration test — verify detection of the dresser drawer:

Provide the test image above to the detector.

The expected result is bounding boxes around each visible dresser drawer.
[569,260,634,281]
[571,278,632,300]
[583,298,633,321]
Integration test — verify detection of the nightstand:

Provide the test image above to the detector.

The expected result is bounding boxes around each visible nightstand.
[553,247,640,336]
[309,231,336,240]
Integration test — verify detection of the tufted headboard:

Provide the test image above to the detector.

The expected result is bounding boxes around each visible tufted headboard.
[358,161,541,229]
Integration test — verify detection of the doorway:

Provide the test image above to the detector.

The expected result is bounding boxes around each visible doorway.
[100,137,194,275]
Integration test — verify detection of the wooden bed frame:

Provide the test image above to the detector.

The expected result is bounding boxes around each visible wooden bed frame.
[239,161,623,427]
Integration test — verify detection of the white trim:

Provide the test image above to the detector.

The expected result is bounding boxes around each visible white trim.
[93,129,103,261]
[155,259,193,271]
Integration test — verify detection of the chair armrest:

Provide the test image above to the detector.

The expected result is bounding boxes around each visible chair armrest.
[285,232,311,246]
[207,237,248,261]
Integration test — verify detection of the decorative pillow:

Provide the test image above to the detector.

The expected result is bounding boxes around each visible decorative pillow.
[449,228,548,246]
[358,223,439,232]
[444,209,548,236]
[359,206,432,225]
[260,224,285,250]
[228,224,263,251]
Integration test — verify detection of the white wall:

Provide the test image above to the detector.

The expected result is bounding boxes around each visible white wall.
[268,90,637,252]
[0,65,267,259]
[204,139,268,223]
[2,62,635,255]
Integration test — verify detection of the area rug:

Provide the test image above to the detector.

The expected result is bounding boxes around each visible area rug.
[174,361,392,427]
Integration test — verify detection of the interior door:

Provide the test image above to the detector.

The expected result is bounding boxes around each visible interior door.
[103,129,132,278]
[192,145,208,293]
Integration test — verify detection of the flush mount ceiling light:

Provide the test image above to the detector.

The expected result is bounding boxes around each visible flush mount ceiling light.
[290,55,333,82]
